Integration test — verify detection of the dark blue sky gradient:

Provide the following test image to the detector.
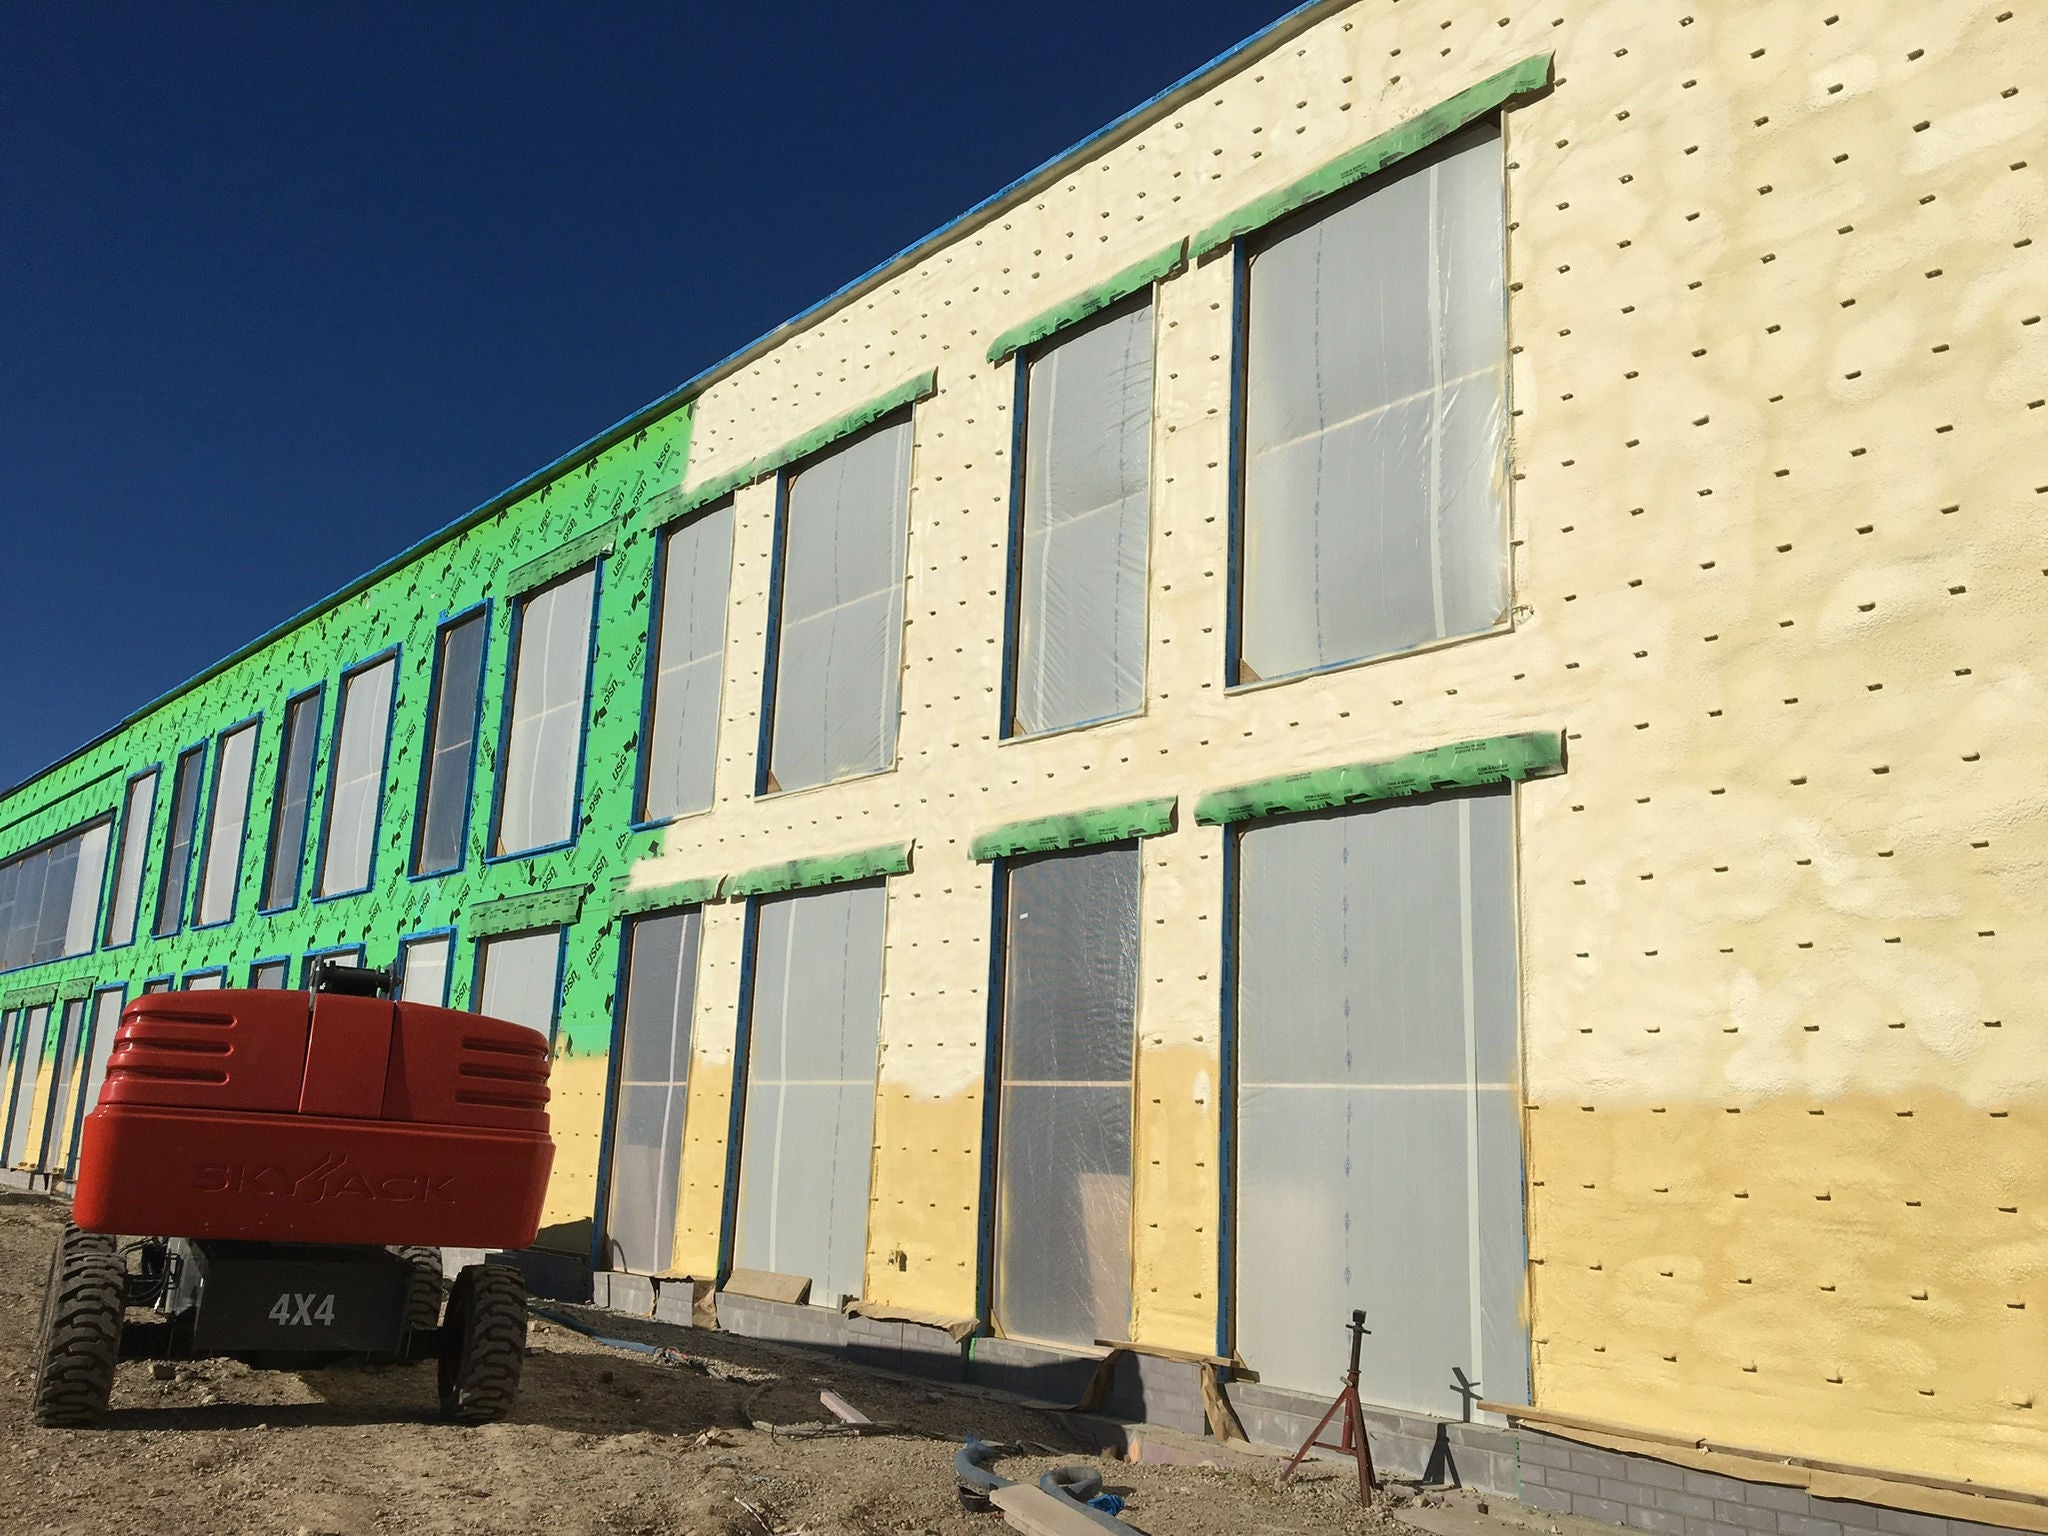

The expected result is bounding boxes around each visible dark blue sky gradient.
[1,1,1283,790]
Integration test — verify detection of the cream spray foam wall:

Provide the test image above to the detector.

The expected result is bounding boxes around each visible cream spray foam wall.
[602,0,2044,1491]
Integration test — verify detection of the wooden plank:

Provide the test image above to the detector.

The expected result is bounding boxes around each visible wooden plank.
[989,1483,1111,1536]
[1094,1336,1233,1367]
[721,1268,812,1306]
[819,1389,872,1426]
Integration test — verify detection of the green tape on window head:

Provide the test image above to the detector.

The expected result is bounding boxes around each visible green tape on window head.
[611,874,724,918]
[468,883,591,937]
[727,841,912,899]
[985,241,1187,365]
[508,522,617,594]
[970,796,1177,862]
[1189,53,1554,260]
[1194,731,1564,826]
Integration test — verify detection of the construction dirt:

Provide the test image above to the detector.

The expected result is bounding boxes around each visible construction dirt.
[0,1192,1541,1536]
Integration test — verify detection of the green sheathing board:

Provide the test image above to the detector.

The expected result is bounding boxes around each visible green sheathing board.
[726,842,913,899]
[1188,53,1554,259]
[1193,732,1566,825]
[984,241,1187,364]
[0,401,698,1239]
[970,797,1178,861]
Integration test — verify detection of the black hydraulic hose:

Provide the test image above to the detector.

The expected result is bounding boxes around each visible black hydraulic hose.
[954,1438,1142,1535]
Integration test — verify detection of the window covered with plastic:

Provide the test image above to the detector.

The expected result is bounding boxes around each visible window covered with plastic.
[995,844,1139,1348]
[317,655,397,897]
[641,503,734,822]
[605,908,702,1274]
[1237,127,1508,684]
[195,720,257,926]
[1012,303,1153,735]
[262,689,321,911]
[476,929,561,1038]
[41,998,88,1174]
[735,882,885,1304]
[0,818,111,970]
[3,1005,49,1165]
[414,610,488,875]
[153,747,207,937]
[249,960,288,991]
[104,770,157,947]
[496,567,597,855]
[80,990,124,1132]
[1234,787,1527,1415]
[766,421,911,792]
[398,934,452,1005]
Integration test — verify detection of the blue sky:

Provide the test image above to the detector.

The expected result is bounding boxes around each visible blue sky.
[0,1,1284,790]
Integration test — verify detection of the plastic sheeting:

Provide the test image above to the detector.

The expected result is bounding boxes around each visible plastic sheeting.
[1234,787,1528,1415]
[416,612,488,874]
[1014,304,1153,735]
[250,960,288,990]
[105,770,157,948]
[2,1006,48,1166]
[994,845,1139,1349]
[735,883,885,1305]
[262,692,321,909]
[605,908,702,1273]
[41,999,86,1173]
[643,504,734,822]
[398,934,452,1006]
[318,657,397,896]
[79,990,124,1130]
[153,748,206,936]
[1239,128,1508,683]
[498,568,597,855]
[769,421,911,792]
[196,723,257,926]
[0,819,111,970]
[476,930,562,1038]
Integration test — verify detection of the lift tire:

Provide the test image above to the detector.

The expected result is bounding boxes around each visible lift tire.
[392,1245,444,1335]
[438,1263,525,1423]
[30,1226,125,1428]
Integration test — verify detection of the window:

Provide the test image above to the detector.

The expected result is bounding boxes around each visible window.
[248,959,289,990]
[152,746,207,937]
[39,998,90,1174]
[475,930,562,1038]
[77,988,126,1149]
[639,506,734,823]
[0,818,112,971]
[413,610,488,875]
[1009,302,1153,735]
[317,654,397,898]
[195,720,259,927]
[1233,787,1525,1413]
[734,883,885,1305]
[1235,127,1508,684]
[3,1005,50,1166]
[604,908,702,1273]
[261,689,322,911]
[141,978,172,995]
[398,933,453,1006]
[300,947,365,987]
[993,844,1140,1347]
[103,769,158,948]
[494,568,597,857]
[183,969,226,991]
[763,420,911,793]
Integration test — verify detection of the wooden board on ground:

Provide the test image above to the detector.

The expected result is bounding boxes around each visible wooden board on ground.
[721,1268,812,1306]
[989,1482,1113,1536]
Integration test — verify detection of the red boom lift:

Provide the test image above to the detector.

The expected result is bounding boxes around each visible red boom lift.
[29,965,555,1426]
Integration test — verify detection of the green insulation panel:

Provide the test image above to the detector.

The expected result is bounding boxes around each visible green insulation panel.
[970,797,1178,861]
[1189,53,1554,259]
[1194,732,1566,825]
[985,241,1188,364]
[726,841,913,899]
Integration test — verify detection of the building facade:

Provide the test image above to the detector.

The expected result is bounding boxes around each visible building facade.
[2,0,2042,1507]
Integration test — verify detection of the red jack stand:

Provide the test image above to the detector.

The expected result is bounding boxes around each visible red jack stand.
[1282,1309,1380,1503]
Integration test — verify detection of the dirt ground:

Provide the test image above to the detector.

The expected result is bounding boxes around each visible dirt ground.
[0,1191,1539,1536]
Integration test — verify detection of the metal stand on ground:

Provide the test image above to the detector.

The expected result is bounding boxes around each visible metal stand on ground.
[1282,1309,1379,1503]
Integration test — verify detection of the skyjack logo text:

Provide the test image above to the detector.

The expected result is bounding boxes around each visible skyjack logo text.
[191,1153,455,1204]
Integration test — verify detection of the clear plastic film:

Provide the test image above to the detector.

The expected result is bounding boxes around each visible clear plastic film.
[41,999,86,1173]
[417,613,487,873]
[1240,127,1508,682]
[79,990,124,1134]
[319,656,396,892]
[398,934,452,1005]
[196,724,256,925]
[1234,788,1527,1414]
[1014,303,1152,734]
[605,908,702,1274]
[105,769,157,947]
[770,421,911,792]
[498,569,595,855]
[262,694,320,909]
[3,1005,49,1165]
[477,930,562,1038]
[644,503,735,821]
[735,883,886,1305]
[994,845,1139,1348]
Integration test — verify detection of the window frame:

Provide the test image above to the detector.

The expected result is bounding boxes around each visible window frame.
[395,925,458,1007]
[247,956,291,989]
[151,741,209,939]
[0,812,117,974]
[485,563,603,865]
[141,976,173,995]
[630,505,734,832]
[181,967,228,990]
[192,712,263,931]
[470,925,568,1040]
[998,291,1159,743]
[258,683,326,916]
[311,647,402,904]
[409,603,492,880]
[68,983,126,1171]
[101,764,162,952]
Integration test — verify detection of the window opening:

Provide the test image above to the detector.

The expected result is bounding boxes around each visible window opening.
[475,929,562,1038]
[195,720,258,926]
[640,506,734,822]
[262,689,322,911]
[1,817,113,969]
[317,655,397,897]
[397,933,454,1006]
[605,908,702,1274]
[494,568,597,857]
[104,769,158,947]
[413,610,488,875]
